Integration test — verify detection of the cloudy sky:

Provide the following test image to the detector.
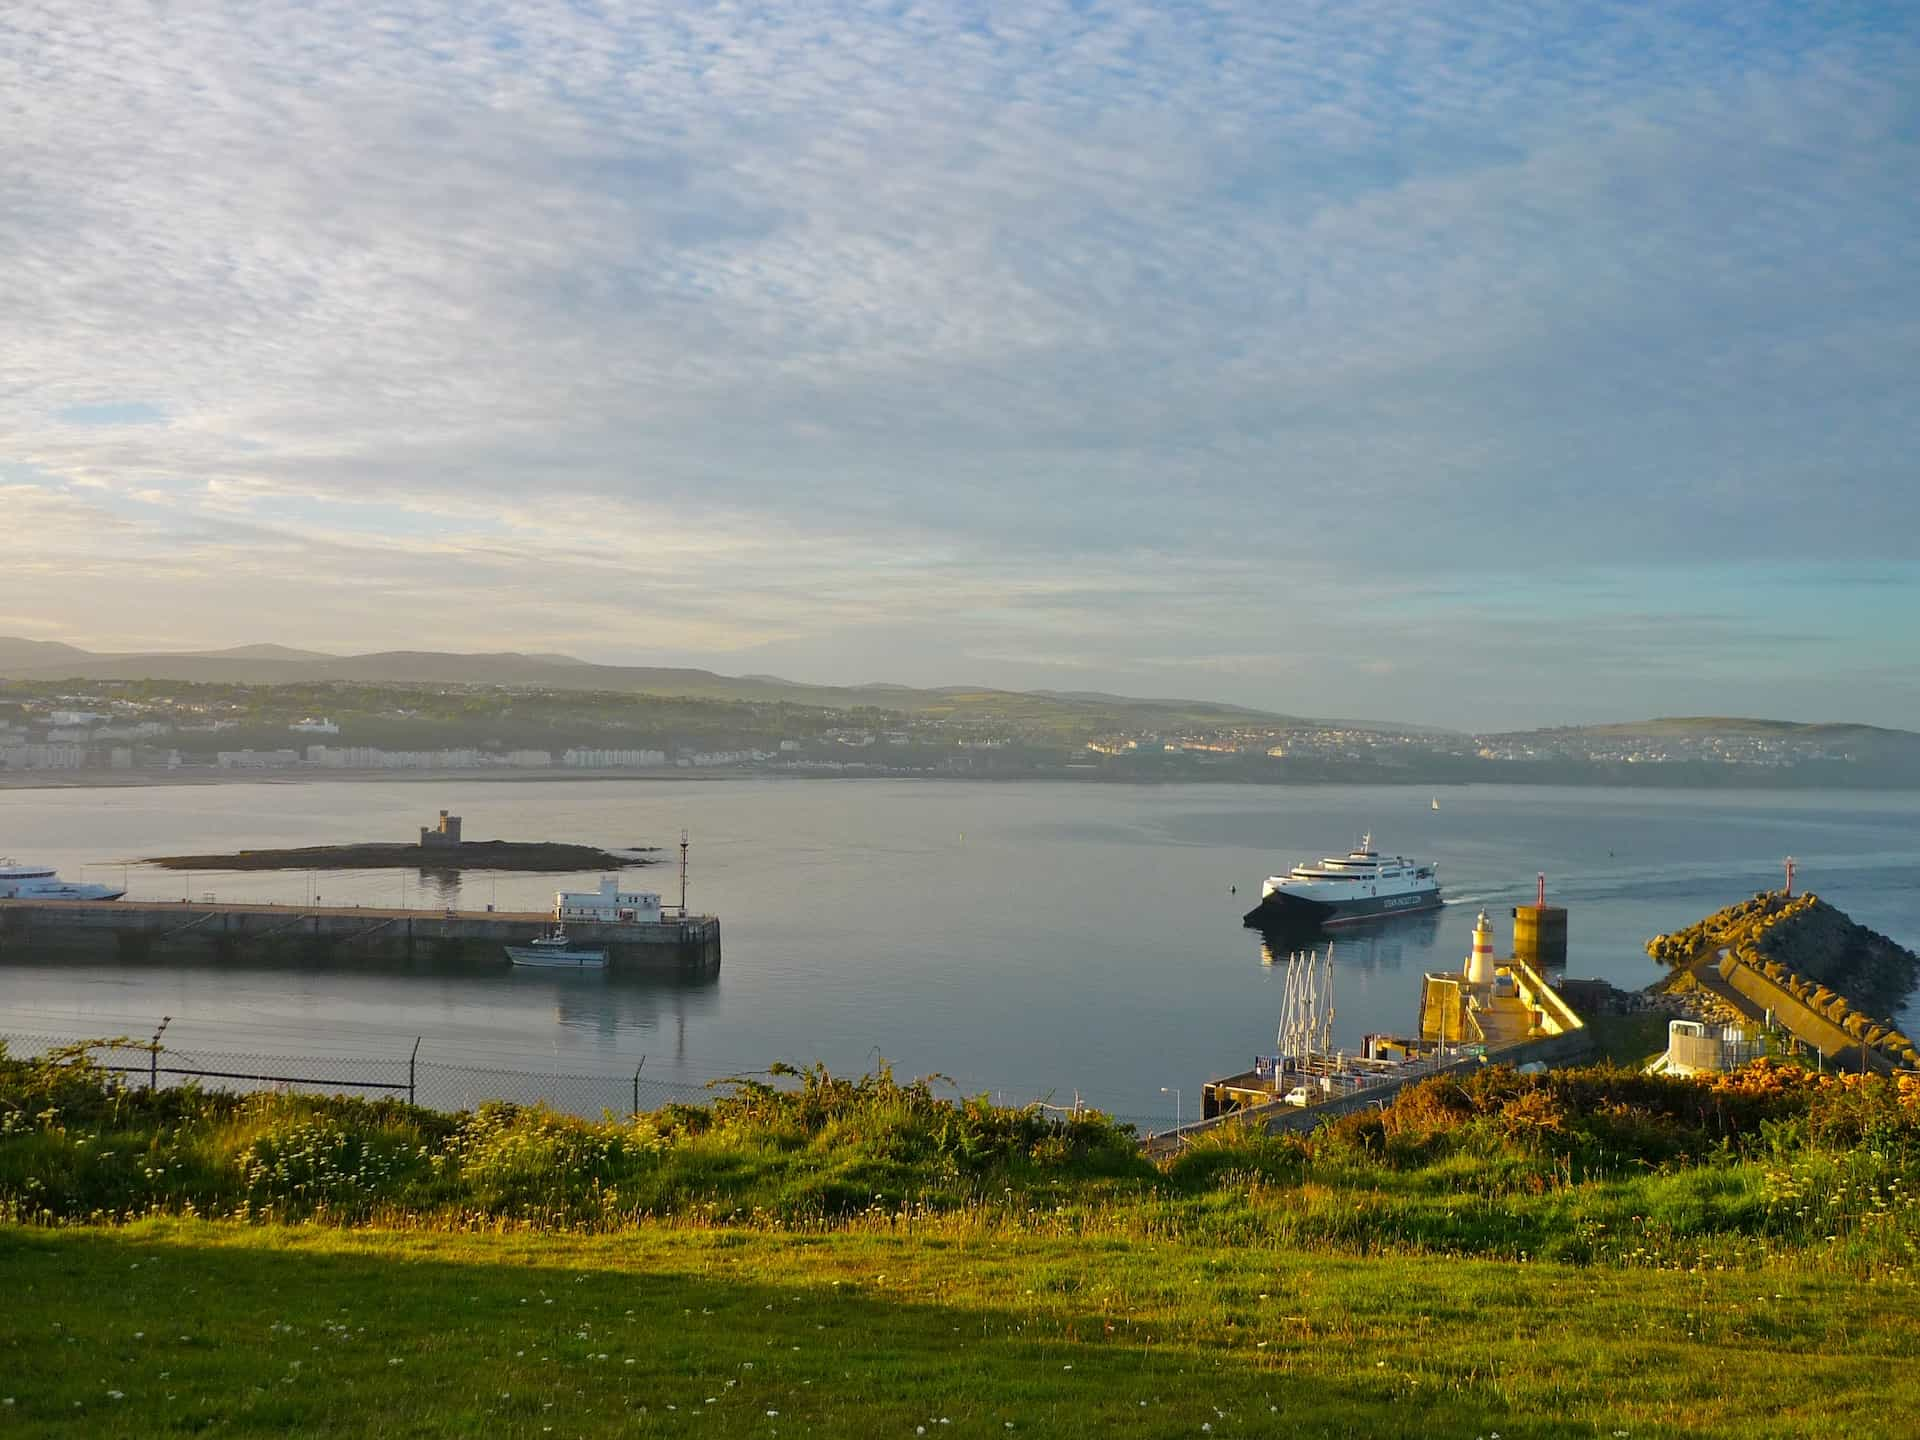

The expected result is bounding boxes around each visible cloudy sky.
[3,2,1915,729]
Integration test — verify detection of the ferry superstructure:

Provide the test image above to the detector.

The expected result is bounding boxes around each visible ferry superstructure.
[1243,835,1440,928]
[0,860,126,902]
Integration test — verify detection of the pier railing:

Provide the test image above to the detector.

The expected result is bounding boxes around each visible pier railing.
[1,1027,717,1119]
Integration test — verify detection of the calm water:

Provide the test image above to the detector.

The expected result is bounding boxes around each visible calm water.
[3,779,1917,1126]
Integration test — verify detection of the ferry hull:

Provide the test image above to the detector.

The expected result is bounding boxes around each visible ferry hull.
[0,885,125,902]
[1243,888,1443,929]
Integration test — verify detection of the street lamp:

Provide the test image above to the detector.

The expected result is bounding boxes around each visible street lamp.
[1160,1085,1182,1138]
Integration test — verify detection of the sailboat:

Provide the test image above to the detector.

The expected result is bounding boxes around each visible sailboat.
[1431,797,1440,811]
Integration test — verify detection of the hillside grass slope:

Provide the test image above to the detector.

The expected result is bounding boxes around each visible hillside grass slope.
[4,1049,1919,1436]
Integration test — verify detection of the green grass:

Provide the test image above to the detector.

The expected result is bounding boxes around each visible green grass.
[1584,1012,1674,1067]
[7,1048,1920,1435]
[5,1220,1918,1438]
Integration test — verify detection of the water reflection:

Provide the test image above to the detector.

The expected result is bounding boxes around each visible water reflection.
[4,941,718,993]
[1249,906,1444,973]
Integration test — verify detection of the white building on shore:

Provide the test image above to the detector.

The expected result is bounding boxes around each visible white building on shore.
[562,748,666,768]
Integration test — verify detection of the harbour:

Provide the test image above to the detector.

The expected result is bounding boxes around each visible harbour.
[1175,904,1593,1149]
[3,777,1919,1126]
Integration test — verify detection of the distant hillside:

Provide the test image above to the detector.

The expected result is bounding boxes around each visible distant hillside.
[0,638,1305,735]
[1585,716,1915,742]
[1487,716,1920,767]
[1513,716,1919,743]
[177,643,341,662]
[0,637,95,669]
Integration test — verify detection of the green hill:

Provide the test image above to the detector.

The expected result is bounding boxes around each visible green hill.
[0,638,1303,737]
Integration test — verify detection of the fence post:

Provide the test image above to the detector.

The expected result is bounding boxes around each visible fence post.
[631,1055,646,1117]
[409,1036,422,1106]
[149,1016,172,1092]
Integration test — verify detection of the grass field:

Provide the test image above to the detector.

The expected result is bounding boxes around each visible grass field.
[6,1047,1920,1436]
[6,1220,1918,1438]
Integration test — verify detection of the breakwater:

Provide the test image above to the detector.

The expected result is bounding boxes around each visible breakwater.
[0,898,720,974]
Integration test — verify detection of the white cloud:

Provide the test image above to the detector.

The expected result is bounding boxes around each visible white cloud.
[2,1,1916,723]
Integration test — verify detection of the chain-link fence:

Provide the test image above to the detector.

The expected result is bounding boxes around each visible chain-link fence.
[1,1027,717,1118]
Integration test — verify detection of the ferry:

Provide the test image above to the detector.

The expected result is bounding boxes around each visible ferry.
[1243,834,1441,928]
[0,859,126,902]
[505,928,608,970]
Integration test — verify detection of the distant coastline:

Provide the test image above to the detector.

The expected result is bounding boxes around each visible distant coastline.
[5,766,1920,793]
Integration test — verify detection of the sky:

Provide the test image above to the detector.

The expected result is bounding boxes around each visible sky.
[2,1,1916,731]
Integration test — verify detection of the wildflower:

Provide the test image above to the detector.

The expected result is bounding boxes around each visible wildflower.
[108,1391,125,1401]
[767,1410,779,1417]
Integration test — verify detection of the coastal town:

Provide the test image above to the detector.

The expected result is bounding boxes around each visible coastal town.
[2,674,1913,785]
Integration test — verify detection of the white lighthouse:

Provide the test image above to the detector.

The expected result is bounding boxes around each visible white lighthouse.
[1464,910,1496,985]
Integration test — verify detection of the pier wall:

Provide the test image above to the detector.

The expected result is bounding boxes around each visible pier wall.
[0,899,720,974]
[1712,951,1890,1073]
[1153,1026,1595,1157]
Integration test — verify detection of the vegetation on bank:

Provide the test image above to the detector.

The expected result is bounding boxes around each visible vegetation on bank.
[6,1048,1920,1435]
[7,1047,1920,1271]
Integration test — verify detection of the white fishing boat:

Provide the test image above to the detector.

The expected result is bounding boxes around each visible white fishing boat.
[505,928,608,969]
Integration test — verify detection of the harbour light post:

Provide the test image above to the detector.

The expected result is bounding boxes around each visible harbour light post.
[1160,1085,1182,1139]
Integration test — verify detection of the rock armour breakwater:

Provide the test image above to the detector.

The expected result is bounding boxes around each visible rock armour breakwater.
[1648,890,1920,1067]
[1648,890,1920,1017]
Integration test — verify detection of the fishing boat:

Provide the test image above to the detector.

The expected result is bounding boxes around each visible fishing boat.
[505,928,608,969]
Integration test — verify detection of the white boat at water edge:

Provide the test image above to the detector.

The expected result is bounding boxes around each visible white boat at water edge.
[0,859,126,901]
[505,929,608,969]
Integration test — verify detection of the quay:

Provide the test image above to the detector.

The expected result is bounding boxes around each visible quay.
[0,898,721,974]
[1150,905,1592,1158]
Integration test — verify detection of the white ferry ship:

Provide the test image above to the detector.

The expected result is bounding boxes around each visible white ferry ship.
[1244,835,1441,928]
[0,859,126,901]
